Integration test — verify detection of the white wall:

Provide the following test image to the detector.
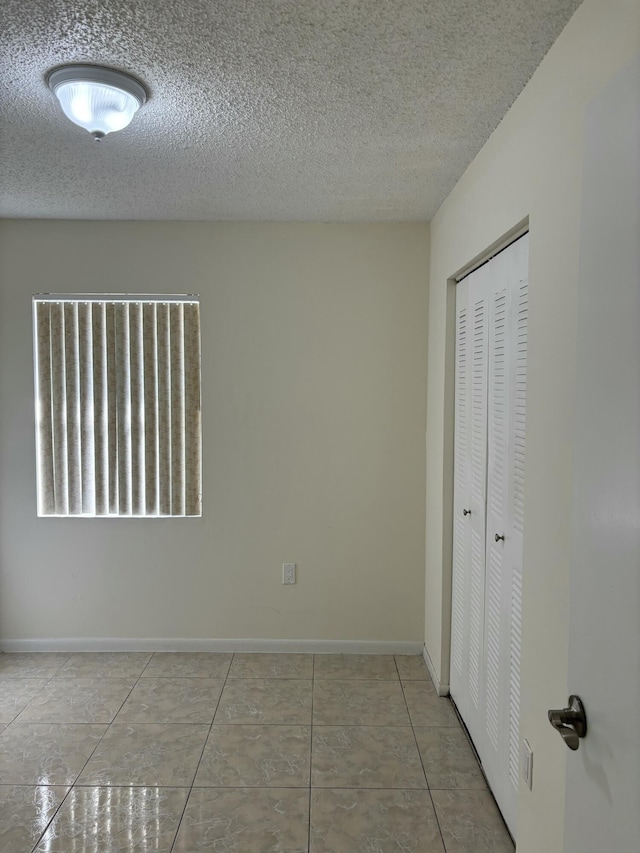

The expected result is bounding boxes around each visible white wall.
[0,221,428,648]
[424,0,640,850]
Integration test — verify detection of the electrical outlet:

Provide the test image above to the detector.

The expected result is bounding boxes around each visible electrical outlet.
[282,563,296,584]
[523,739,533,790]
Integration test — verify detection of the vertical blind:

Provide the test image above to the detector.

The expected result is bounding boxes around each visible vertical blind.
[33,296,201,517]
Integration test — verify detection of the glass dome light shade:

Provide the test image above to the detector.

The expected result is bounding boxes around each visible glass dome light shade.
[47,65,147,139]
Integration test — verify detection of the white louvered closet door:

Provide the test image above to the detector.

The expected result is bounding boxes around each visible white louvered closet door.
[482,233,528,835]
[450,261,489,751]
[450,233,528,840]
[450,275,472,719]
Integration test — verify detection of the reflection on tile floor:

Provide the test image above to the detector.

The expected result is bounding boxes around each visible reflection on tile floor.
[76,723,210,787]
[0,651,514,852]
[0,785,69,853]
[34,786,188,853]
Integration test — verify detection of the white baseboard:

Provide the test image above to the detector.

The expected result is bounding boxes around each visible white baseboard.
[423,644,450,696]
[0,637,423,655]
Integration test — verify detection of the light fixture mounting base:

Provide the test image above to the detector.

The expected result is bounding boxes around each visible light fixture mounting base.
[46,64,147,106]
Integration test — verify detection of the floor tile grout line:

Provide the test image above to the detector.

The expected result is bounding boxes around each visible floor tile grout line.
[12,654,137,853]
[168,651,235,853]
[6,654,72,725]
[22,656,74,853]
[397,662,450,853]
[108,658,151,718]
[309,784,441,792]
[307,654,315,852]
[27,653,161,850]
[448,697,515,846]
[139,651,155,677]
[28,787,70,853]
[13,656,149,727]
[67,655,153,792]
[23,653,154,853]
[0,781,448,791]
[224,676,314,681]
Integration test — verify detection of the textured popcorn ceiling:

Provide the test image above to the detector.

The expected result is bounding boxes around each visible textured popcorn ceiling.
[0,0,582,221]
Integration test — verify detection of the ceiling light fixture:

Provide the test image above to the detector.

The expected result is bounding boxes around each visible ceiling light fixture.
[46,64,147,141]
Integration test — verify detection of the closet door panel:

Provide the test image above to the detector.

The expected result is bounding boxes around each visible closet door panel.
[507,235,529,800]
[451,276,472,718]
[451,512,468,680]
[467,268,489,740]
[483,250,512,808]
[451,264,489,737]
[469,273,489,515]
[467,525,485,718]
[485,235,529,836]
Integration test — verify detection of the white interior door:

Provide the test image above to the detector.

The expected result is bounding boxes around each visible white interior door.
[563,53,640,852]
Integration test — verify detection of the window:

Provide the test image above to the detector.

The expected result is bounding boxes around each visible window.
[33,295,201,517]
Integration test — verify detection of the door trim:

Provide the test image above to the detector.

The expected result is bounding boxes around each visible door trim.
[423,644,449,696]
[454,218,529,283]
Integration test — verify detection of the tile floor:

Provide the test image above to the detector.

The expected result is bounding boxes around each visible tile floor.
[0,652,515,852]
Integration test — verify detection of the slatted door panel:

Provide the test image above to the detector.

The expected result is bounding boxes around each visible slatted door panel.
[451,276,471,706]
[506,234,529,801]
[485,234,529,837]
[483,247,512,816]
[467,268,489,740]
[450,263,489,748]
[484,262,510,764]
[451,275,478,728]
